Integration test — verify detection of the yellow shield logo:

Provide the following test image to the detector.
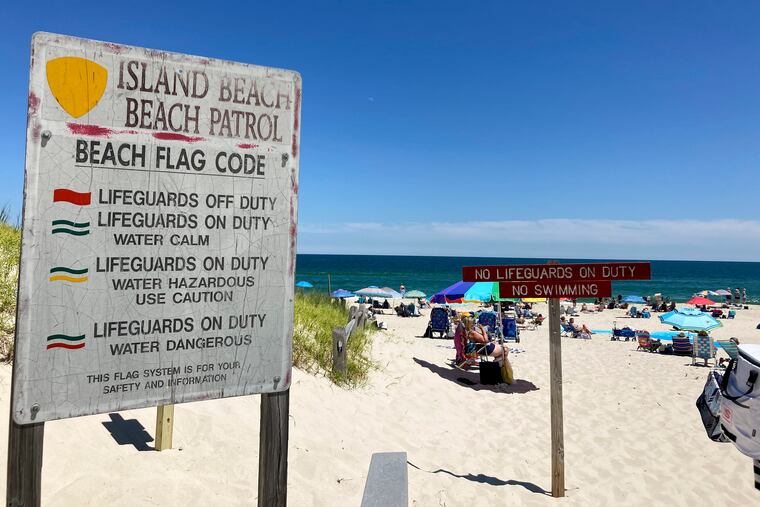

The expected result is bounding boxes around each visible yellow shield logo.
[46,57,107,118]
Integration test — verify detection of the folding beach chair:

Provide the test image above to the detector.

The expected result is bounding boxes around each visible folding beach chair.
[692,334,716,366]
[727,310,736,319]
[636,330,660,352]
[716,339,739,361]
[502,317,520,343]
[477,311,498,336]
[429,307,450,338]
[672,335,693,356]
[452,323,479,369]
[628,306,638,318]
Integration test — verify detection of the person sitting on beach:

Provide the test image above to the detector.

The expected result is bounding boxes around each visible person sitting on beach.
[462,317,508,360]
[580,303,589,313]
[532,314,545,326]
[568,318,593,335]
[382,299,391,309]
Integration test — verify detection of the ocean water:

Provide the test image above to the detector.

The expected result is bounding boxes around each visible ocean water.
[295,254,760,303]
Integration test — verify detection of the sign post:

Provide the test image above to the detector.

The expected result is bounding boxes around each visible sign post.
[463,261,650,497]
[9,32,301,503]
[547,290,564,497]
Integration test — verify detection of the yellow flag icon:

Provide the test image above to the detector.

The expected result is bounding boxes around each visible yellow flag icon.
[46,57,107,118]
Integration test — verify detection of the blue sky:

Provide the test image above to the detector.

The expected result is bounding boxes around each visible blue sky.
[2,1,760,260]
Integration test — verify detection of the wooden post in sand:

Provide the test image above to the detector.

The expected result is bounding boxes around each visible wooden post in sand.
[6,420,44,506]
[548,297,565,497]
[258,390,290,507]
[155,405,175,451]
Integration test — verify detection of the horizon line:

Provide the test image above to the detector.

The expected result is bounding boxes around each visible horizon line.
[295,251,760,264]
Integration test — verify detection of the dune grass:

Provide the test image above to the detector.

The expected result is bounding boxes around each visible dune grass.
[0,209,20,361]
[293,291,375,387]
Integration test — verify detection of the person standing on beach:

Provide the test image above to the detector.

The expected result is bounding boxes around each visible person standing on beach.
[399,284,406,297]
[743,288,747,304]
[727,288,733,305]
[735,288,741,305]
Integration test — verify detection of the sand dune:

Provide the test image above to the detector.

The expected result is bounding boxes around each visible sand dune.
[1,303,759,505]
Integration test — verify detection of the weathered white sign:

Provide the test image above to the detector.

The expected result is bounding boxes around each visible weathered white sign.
[12,33,301,424]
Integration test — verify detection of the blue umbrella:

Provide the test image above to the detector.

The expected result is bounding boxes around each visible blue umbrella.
[295,281,313,288]
[623,295,646,304]
[659,308,722,331]
[331,289,354,298]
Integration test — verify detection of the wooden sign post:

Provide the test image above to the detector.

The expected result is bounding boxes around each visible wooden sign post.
[463,261,651,498]
[547,295,564,497]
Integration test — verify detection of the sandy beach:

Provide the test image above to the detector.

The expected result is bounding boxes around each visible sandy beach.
[1,303,759,506]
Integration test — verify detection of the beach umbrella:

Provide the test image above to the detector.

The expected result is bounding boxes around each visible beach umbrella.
[331,289,354,298]
[355,286,397,298]
[462,282,500,302]
[659,308,722,331]
[295,281,313,288]
[403,290,427,299]
[686,296,718,306]
[380,287,403,298]
[714,289,731,296]
[430,281,474,303]
[697,290,719,297]
[622,295,645,303]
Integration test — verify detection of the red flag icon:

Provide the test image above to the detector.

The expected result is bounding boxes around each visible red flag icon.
[53,189,91,206]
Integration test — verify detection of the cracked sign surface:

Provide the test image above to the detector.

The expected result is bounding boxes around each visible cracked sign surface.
[13,33,301,424]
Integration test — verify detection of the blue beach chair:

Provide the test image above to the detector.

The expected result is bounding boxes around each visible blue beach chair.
[477,312,498,335]
[502,317,519,343]
[429,307,450,339]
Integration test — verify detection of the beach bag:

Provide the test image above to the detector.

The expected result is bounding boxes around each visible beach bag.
[500,357,514,385]
[720,344,760,458]
[695,370,729,442]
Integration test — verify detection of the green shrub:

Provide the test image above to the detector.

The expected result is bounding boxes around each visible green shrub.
[293,291,374,387]
[0,214,20,361]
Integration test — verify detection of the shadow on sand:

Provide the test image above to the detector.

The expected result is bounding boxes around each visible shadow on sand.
[407,461,550,495]
[102,413,154,451]
[412,357,539,394]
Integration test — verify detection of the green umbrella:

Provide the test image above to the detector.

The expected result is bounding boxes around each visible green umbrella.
[403,290,427,299]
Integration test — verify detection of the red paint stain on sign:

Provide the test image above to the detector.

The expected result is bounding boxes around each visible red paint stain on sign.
[67,123,116,137]
[152,132,205,143]
[28,92,40,116]
[237,143,259,149]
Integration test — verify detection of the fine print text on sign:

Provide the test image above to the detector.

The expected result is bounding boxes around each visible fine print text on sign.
[12,33,301,424]
[498,281,612,299]
[462,262,651,283]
